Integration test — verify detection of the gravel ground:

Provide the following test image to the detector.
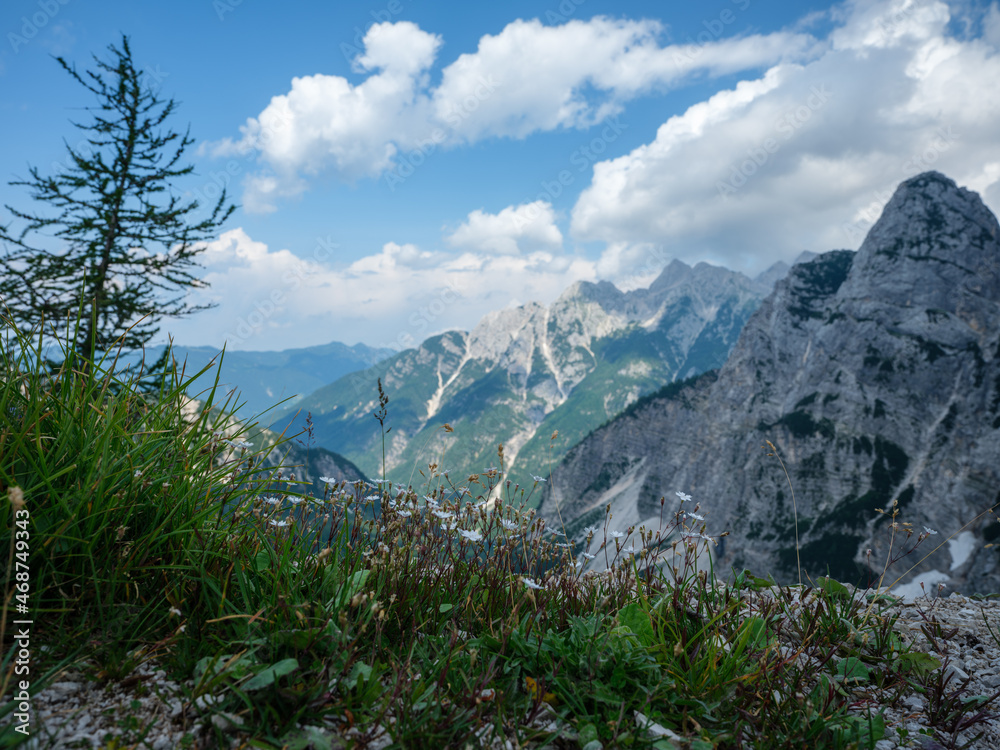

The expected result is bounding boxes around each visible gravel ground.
[6,591,1000,749]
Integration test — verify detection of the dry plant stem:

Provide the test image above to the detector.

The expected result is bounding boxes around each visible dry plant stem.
[766,440,802,586]
[865,503,1000,627]
[872,499,902,602]
[546,430,569,538]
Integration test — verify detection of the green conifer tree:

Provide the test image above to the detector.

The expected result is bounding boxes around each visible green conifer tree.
[0,35,234,381]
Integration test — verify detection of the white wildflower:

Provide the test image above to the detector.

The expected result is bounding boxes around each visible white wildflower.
[923,526,938,535]
[532,475,547,483]
[522,577,544,590]
[319,476,335,484]
[269,519,290,528]
[458,529,483,542]
[681,532,716,545]
[676,491,692,503]
[610,530,625,539]
[685,511,705,521]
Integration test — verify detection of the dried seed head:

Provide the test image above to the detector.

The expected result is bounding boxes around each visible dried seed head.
[9,486,25,512]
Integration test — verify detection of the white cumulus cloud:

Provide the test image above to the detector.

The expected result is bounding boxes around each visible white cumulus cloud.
[208,16,818,212]
[445,201,563,255]
[570,0,1000,273]
[160,228,597,352]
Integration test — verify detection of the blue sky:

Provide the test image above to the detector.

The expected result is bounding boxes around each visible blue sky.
[2,0,999,353]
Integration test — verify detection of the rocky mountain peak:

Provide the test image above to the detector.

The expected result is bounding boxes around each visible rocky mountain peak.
[647,259,694,294]
[540,171,1000,594]
[557,278,628,317]
[843,171,1000,309]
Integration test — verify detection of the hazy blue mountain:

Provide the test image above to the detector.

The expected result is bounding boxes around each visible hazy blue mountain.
[111,340,394,420]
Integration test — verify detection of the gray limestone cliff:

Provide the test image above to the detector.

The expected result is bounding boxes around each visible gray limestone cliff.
[539,172,1000,594]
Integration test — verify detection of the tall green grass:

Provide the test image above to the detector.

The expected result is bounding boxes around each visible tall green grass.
[2,309,998,749]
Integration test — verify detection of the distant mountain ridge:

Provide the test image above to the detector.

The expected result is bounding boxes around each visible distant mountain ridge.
[271,257,803,486]
[538,172,1000,595]
[116,340,394,420]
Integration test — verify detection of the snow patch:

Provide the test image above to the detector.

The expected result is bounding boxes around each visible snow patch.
[948,530,976,571]
[889,569,951,602]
